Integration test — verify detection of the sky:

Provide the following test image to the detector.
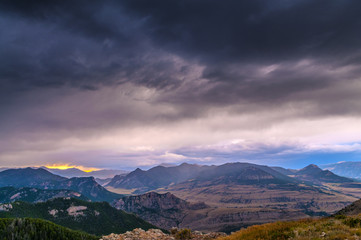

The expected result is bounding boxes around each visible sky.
[1,0,361,170]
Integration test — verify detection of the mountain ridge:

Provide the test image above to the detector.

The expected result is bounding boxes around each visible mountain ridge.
[0,168,121,202]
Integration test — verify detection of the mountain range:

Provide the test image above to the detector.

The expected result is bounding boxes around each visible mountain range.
[0,168,121,202]
[104,162,361,232]
[42,167,128,179]
[1,162,361,234]
[321,161,361,179]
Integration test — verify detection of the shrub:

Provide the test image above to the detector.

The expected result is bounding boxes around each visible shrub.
[175,228,192,240]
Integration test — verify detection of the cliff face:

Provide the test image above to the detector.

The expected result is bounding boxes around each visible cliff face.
[113,192,208,229]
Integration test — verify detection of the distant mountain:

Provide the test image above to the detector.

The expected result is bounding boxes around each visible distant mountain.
[193,163,297,185]
[271,166,297,176]
[107,163,212,193]
[0,168,121,202]
[294,164,353,185]
[321,162,361,179]
[0,168,66,187]
[0,218,97,240]
[0,187,87,203]
[113,192,208,229]
[56,177,121,202]
[0,198,157,236]
[43,167,128,179]
[95,177,112,186]
[107,162,300,193]
[108,162,360,233]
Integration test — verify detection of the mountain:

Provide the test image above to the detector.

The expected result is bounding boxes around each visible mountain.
[0,168,66,187]
[107,162,299,193]
[107,163,212,193]
[321,161,361,179]
[106,162,358,232]
[56,177,121,202]
[0,168,121,202]
[192,163,297,185]
[271,166,297,176]
[0,198,157,236]
[44,167,128,179]
[0,187,88,203]
[0,218,98,240]
[113,192,208,229]
[95,177,112,186]
[294,164,353,185]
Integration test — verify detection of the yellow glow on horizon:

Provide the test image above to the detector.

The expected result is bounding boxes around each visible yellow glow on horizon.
[44,164,101,172]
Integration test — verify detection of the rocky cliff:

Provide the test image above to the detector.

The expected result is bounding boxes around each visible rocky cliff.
[112,192,208,229]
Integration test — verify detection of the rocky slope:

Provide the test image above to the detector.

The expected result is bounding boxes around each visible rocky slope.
[113,192,208,229]
[101,228,226,240]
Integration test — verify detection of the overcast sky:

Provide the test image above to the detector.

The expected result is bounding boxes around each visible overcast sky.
[1,0,361,170]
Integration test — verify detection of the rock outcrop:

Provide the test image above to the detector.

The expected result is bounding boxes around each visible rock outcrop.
[113,192,208,229]
[100,228,226,240]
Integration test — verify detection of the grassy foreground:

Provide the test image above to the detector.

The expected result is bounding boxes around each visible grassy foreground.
[219,215,361,240]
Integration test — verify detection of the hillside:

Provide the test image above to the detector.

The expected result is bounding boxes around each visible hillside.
[0,186,88,203]
[336,198,361,216]
[113,192,208,229]
[0,168,121,202]
[0,198,157,235]
[0,218,98,240]
[219,216,361,240]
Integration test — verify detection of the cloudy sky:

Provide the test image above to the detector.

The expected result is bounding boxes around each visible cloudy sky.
[1,0,361,170]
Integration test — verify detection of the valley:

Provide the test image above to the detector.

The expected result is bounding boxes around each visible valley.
[1,162,361,237]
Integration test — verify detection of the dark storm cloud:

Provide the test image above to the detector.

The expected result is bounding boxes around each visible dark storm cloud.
[1,0,361,101]
[122,0,361,62]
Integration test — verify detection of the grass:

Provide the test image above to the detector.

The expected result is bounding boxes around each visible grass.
[218,215,361,240]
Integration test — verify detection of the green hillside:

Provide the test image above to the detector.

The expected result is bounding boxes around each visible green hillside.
[0,187,88,203]
[0,218,97,240]
[0,198,157,236]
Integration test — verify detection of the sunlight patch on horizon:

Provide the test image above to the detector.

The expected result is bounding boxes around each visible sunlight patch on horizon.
[44,164,101,172]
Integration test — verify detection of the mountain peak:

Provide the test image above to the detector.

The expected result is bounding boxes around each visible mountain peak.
[298,164,322,174]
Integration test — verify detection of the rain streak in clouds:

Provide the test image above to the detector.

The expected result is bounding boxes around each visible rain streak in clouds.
[1,0,361,169]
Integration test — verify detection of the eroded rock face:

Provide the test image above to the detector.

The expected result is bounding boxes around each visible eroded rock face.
[112,192,208,229]
[0,203,12,211]
[100,228,226,240]
[67,205,87,216]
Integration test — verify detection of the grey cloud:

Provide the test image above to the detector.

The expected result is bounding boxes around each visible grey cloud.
[1,0,361,168]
